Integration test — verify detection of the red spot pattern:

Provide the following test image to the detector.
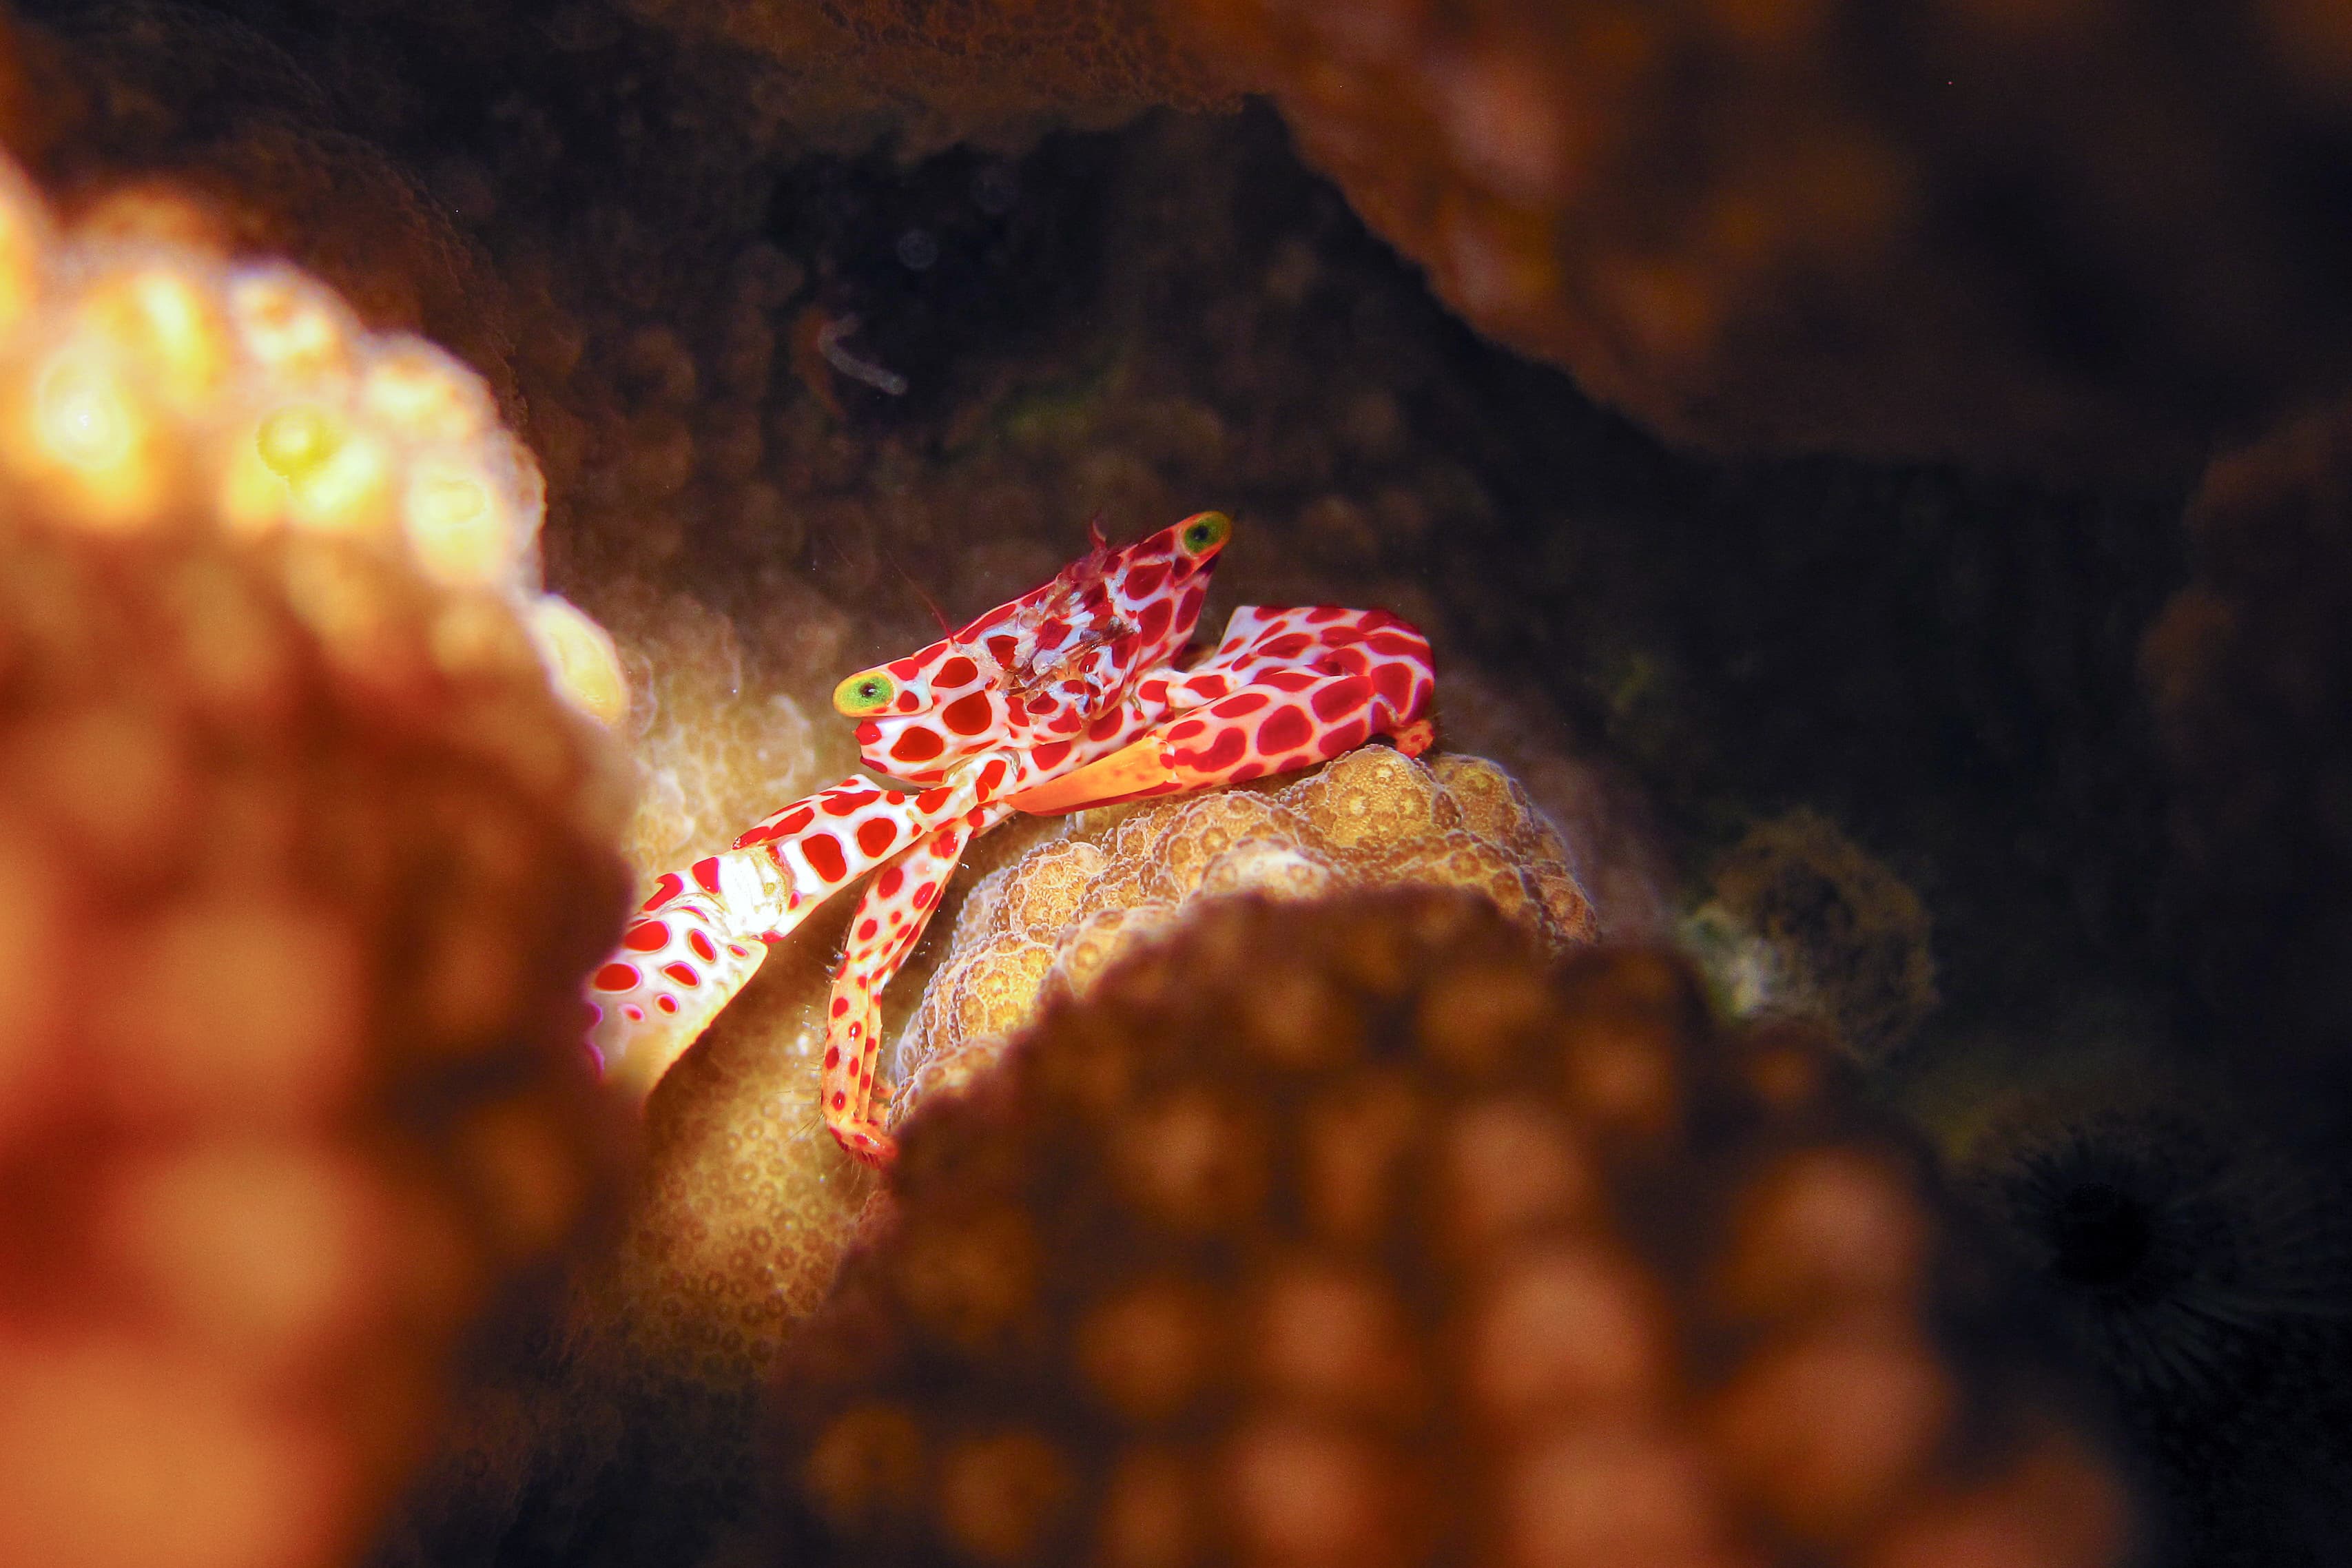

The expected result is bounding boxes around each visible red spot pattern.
[914,882,938,908]
[916,787,951,814]
[736,805,814,849]
[832,997,849,1017]
[623,920,669,952]
[1374,662,1416,708]
[803,833,848,884]
[825,1044,841,1066]
[878,865,905,896]
[640,871,685,911]
[856,721,882,744]
[942,692,994,735]
[822,790,878,816]
[889,658,924,679]
[593,962,639,991]
[1200,728,1247,771]
[987,635,1018,666]
[1089,710,1128,741]
[1122,562,1168,600]
[891,726,945,765]
[858,920,878,940]
[1213,691,1270,719]
[857,817,898,856]
[688,928,719,963]
[663,962,700,987]
[976,759,1008,798]
[1312,676,1372,721]
[692,857,723,894]
[1031,739,1073,771]
[657,996,679,1013]
[936,655,978,688]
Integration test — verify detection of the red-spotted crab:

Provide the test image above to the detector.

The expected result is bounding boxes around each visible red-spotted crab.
[586,513,1436,1164]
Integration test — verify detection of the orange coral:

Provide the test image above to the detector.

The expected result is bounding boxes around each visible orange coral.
[0,145,631,1568]
[1166,0,2352,476]
[771,891,2132,1568]
[621,0,1241,153]
[890,745,1598,1117]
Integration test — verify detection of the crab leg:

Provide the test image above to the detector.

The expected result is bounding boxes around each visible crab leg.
[820,799,1013,1164]
[1009,606,1435,812]
[584,774,981,1095]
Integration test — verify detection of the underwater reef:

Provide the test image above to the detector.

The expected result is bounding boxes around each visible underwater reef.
[0,3,2342,1568]
[774,892,2128,1568]
[0,133,630,1568]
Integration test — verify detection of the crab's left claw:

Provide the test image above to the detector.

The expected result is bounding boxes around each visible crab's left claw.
[1005,732,1180,813]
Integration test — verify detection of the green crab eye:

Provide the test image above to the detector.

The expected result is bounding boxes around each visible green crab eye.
[1177,510,1231,558]
[833,670,896,715]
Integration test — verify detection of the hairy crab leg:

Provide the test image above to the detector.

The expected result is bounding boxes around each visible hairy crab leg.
[585,773,984,1095]
[1008,606,1435,813]
[819,800,1012,1165]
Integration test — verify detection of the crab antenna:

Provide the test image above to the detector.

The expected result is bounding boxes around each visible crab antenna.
[883,544,958,643]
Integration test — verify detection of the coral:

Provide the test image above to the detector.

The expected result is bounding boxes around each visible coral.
[1166,0,2352,477]
[1684,809,1939,1065]
[886,745,1598,1119]
[770,891,2130,1568]
[2143,404,2352,1122]
[0,148,632,1568]
[1955,1082,2352,1566]
[618,0,1239,154]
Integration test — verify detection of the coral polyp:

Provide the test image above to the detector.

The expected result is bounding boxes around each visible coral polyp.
[771,892,2131,1568]
[0,143,632,1568]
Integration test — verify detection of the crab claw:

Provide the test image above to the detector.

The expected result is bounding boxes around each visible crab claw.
[1004,734,1182,814]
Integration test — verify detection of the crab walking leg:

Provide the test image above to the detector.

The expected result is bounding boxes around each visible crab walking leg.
[821,802,1013,1164]
[584,774,984,1096]
[1009,606,1436,812]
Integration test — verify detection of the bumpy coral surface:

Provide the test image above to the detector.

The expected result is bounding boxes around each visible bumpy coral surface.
[1684,809,1939,1065]
[1168,0,2352,476]
[772,891,2130,1568]
[889,745,1598,1118]
[0,149,632,1568]
[2143,404,2352,1124]
[621,0,1238,153]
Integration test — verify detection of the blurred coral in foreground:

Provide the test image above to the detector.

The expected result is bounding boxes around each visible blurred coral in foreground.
[771,891,2130,1568]
[1168,0,2352,477]
[0,144,632,1568]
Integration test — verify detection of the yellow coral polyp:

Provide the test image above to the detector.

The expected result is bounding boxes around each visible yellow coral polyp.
[21,349,159,529]
[35,353,138,471]
[286,433,393,538]
[82,270,231,408]
[361,347,492,444]
[226,267,353,381]
[404,462,512,589]
[256,403,342,478]
[0,143,615,739]
[526,598,628,726]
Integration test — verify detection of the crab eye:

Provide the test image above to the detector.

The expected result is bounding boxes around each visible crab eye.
[1177,510,1231,558]
[833,670,897,715]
